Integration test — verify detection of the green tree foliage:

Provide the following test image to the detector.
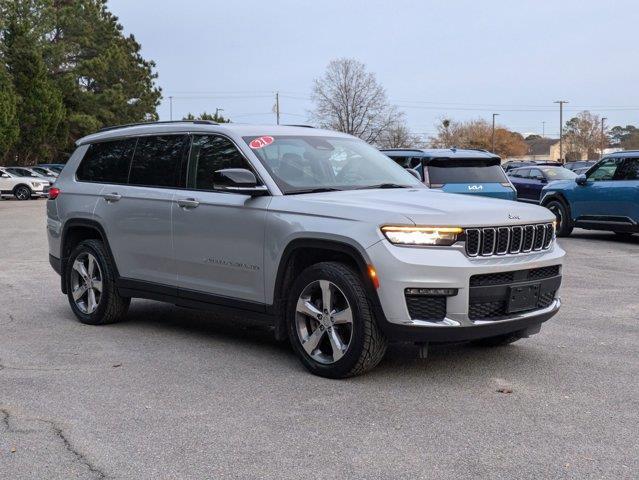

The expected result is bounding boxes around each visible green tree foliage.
[183,111,231,123]
[0,0,161,164]
[0,61,19,161]
[610,124,639,149]
[3,6,65,164]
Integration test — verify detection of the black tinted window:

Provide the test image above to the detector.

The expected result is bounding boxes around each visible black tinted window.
[427,159,508,184]
[76,139,136,184]
[129,135,189,188]
[617,158,639,180]
[189,135,253,190]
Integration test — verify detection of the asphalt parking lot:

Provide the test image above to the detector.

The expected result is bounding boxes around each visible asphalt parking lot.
[0,199,637,480]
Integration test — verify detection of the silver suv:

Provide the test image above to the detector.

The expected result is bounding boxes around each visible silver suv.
[47,121,564,378]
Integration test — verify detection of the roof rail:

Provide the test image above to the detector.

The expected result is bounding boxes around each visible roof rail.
[98,120,219,133]
[283,124,315,128]
[378,148,424,153]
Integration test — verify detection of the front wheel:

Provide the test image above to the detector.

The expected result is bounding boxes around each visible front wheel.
[14,186,31,201]
[545,199,573,237]
[287,262,387,378]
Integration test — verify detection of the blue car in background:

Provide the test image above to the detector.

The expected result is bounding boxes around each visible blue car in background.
[381,148,517,200]
[508,166,576,203]
[540,152,639,237]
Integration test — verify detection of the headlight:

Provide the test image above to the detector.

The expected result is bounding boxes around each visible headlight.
[381,226,462,246]
[31,182,41,187]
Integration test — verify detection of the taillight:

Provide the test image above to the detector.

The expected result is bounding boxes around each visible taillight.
[48,187,60,200]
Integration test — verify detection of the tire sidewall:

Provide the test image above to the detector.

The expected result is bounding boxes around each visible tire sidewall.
[286,263,369,378]
[66,240,115,325]
[546,199,572,237]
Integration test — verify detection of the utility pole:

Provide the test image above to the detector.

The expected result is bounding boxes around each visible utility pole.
[169,96,173,121]
[491,113,499,153]
[554,100,568,163]
[601,117,607,159]
[275,92,280,125]
[542,121,546,138]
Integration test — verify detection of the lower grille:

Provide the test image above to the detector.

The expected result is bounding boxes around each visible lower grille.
[468,266,562,321]
[406,295,446,321]
[468,291,558,320]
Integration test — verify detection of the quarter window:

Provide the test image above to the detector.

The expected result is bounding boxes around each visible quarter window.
[188,135,255,190]
[76,139,136,184]
[129,135,189,188]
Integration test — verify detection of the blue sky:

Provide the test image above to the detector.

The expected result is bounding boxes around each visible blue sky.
[110,0,639,139]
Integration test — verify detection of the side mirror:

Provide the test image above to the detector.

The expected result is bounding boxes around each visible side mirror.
[539,177,548,184]
[213,168,268,196]
[406,168,423,181]
[575,174,588,186]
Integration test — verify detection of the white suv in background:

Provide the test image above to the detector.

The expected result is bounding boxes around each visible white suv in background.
[46,121,564,378]
[1,167,50,200]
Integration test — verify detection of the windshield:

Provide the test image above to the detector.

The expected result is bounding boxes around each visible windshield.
[6,168,38,178]
[243,135,422,193]
[426,158,508,185]
[541,168,577,180]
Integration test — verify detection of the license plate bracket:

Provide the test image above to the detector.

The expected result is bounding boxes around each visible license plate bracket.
[507,283,540,313]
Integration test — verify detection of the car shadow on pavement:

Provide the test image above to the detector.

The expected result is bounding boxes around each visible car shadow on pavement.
[569,229,639,245]
[118,299,543,381]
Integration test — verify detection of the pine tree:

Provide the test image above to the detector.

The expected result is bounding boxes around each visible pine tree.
[0,61,19,162]
[3,12,65,165]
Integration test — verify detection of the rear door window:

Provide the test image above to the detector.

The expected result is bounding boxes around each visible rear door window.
[617,158,639,180]
[426,158,508,184]
[129,135,190,188]
[76,139,137,184]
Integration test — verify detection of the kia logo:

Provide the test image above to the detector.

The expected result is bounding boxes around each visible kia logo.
[468,185,483,191]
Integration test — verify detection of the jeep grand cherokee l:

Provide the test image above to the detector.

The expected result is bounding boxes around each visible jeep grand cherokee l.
[47,121,564,378]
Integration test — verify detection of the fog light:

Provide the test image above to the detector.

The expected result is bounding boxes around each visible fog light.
[405,288,458,297]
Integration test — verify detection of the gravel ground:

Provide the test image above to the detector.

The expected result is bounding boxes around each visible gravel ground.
[1,200,638,479]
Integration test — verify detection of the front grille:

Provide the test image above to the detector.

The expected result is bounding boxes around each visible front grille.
[406,295,446,321]
[470,265,561,287]
[464,223,554,257]
[468,291,558,320]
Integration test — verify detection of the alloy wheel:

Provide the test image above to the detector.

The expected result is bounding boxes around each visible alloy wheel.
[70,252,103,314]
[295,280,354,364]
[15,187,30,200]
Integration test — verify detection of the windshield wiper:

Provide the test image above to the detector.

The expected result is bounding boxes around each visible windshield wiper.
[355,183,411,190]
[287,187,343,195]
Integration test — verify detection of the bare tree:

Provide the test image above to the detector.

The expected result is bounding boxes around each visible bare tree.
[564,111,605,158]
[377,117,425,149]
[429,118,527,157]
[310,58,401,144]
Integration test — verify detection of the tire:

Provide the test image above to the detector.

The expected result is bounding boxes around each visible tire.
[545,199,573,237]
[473,332,523,347]
[66,239,130,325]
[13,185,31,201]
[287,261,387,378]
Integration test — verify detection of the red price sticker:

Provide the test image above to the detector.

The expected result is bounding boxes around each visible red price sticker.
[249,136,274,149]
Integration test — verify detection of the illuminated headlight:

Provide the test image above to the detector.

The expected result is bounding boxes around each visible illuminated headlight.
[381,226,462,246]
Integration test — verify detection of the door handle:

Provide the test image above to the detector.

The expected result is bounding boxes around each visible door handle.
[104,192,121,203]
[177,198,200,209]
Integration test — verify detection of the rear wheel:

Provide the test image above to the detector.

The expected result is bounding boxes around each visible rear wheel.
[13,185,31,201]
[287,262,387,378]
[545,199,573,237]
[66,239,129,325]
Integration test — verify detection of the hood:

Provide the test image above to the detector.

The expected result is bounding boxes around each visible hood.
[271,188,553,227]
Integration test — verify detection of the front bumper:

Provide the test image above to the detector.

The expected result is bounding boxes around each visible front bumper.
[366,239,565,342]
